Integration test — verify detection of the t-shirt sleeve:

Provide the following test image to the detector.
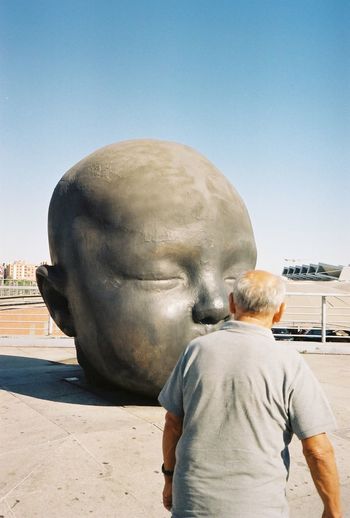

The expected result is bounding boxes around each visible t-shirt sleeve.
[288,357,337,439]
[158,350,186,417]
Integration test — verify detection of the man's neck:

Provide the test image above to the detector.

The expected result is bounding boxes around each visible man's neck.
[234,315,273,329]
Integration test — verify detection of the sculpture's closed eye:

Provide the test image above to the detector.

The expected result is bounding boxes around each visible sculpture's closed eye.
[129,276,186,290]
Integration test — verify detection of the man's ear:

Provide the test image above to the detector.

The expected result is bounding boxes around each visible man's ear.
[272,302,286,324]
[36,265,76,337]
[229,292,236,315]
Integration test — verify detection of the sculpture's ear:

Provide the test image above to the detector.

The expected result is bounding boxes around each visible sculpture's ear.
[36,265,76,337]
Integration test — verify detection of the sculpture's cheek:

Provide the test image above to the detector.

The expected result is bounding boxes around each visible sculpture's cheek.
[69,279,196,393]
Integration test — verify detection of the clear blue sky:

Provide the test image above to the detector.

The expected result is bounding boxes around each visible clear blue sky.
[1,0,349,273]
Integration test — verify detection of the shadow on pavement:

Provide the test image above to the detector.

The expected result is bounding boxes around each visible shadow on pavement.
[0,354,158,407]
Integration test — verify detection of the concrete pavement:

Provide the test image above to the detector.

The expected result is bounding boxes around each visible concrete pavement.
[0,338,349,517]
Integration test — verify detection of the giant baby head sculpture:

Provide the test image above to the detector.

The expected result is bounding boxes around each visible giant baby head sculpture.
[37,140,257,397]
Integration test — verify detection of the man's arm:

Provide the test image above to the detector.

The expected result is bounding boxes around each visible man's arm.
[162,411,183,511]
[302,433,342,518]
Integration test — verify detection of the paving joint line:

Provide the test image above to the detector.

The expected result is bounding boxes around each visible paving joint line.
[119,406,164,431]
[3,389,74,437]
[0,435,70,460]
[0,467,38,505]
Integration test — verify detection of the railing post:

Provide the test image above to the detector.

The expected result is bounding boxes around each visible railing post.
[321,296,327,343]
[48,316,53,336]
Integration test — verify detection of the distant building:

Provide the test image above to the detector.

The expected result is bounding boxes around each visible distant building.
[5,260,38,281]
[282,262,350,282]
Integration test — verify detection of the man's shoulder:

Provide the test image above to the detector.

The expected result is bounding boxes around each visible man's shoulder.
[186,324,302,370]
[186,328,231,350]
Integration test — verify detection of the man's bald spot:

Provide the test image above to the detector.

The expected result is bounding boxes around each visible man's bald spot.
[243,270,284,291]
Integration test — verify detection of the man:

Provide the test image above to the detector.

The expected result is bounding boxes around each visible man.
[36,139,256,397]
[159,270,342,517]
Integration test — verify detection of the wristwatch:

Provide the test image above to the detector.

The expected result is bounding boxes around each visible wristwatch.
[161,463,174,477]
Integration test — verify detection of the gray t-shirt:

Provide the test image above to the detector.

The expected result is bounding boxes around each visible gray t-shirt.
[158,320,337,518]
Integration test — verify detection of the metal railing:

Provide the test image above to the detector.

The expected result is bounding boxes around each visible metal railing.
[274,292,350,343]
[0,280,37,285]
[0,295,61,336]
[0,286,40,297]
[0,291,349,341]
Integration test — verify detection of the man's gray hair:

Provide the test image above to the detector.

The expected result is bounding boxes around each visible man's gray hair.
[232,271,286,313]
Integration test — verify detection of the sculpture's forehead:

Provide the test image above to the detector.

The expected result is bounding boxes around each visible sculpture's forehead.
[66,139,232,199]
[48,140,257,268]
[62,141,248,233]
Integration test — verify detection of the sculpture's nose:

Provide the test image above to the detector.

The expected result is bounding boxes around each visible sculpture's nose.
[192,274,230,325]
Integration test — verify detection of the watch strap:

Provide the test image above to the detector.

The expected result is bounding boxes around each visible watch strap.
[161,463,174,477]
